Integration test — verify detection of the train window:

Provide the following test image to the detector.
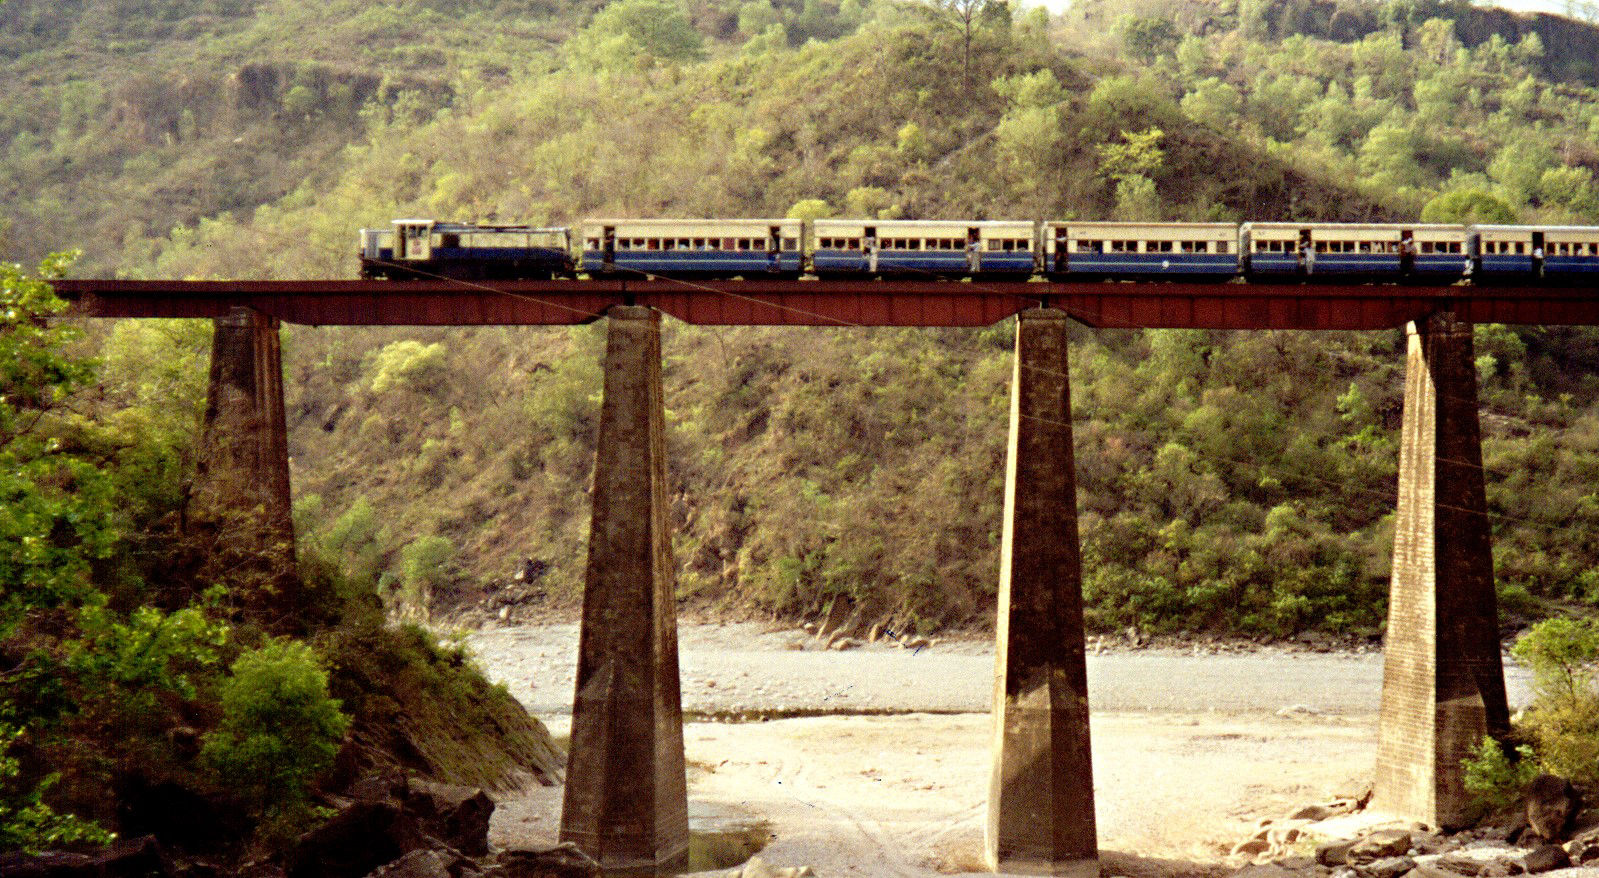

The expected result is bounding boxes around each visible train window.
[1217,241,1231,253]
[988,239,1004,251]
[586,238,600,250]
[783,237,797,250]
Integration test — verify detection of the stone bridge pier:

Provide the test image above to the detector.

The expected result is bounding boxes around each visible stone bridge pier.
[987,308,1098,877]
[190,305,299,630]
[559,306,689,873]
[1373,312,1510,829]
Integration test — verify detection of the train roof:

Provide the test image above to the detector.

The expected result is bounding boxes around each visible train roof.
[1470,224,1599,233]
[1045,221,1236,229]
[387,219,569,233]
[582,217,800,225]
[1240,222,1465,231]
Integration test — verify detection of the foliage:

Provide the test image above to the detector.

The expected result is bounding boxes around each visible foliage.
[1512,616,1599,703]
[200,640,350,827]
[0,725,113,855]
[14,0,1599,640]
[0,255,111,640]
[567,0,706,71]
[1462,736,1540,813]
[368,340,448,394]
[1509,617,1599,786]
[1421,189,1518,224]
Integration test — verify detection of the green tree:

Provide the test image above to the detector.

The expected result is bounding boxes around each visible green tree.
[1,254,107,640]
[1181,78,1242,130]
[1488,139,1558,206]
[1421,189,1517,224]
[786,198,834,220]
[567,0,706,71]
[200,641,350,827]
[1115,15,1180,65]
[934,0,993,92]
[1096,127,1165,184]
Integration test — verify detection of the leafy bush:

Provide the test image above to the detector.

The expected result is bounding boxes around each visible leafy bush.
[367,340,448,394]
[0,725,113,855]
[1462,735,1540,813]
[200,641,350,829]
[1510,617,1599,786]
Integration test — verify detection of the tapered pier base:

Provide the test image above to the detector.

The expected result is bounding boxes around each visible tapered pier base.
[1373,312,1509,830]
[191,306,297,629]
[559,306,689,873]
[987,309,1098,877]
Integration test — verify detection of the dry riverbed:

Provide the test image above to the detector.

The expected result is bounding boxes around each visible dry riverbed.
[462,622,1531,877]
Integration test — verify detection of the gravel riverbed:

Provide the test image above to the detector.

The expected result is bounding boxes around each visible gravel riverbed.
[462,622,1538,877]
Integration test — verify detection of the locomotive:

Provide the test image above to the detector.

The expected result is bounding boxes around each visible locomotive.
[358,217,1599,282]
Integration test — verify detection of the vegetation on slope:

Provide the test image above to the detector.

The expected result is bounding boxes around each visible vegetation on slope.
[1,261,559,859]
[6,0,1599,639]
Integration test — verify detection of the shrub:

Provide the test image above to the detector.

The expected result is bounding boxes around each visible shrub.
[367,340,448,394]
[1509,617,1599,787]
[1462,735,1540,813]
[0,725,112,854]
[200,641,350,829]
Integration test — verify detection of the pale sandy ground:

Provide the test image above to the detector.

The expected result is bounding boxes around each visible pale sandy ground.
[464,623,1528,877]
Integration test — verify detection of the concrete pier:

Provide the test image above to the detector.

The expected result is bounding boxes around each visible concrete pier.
[191,306,297,627]
[986,308,1098,877]
[560,306,689,873]
[1373,312,1509,830]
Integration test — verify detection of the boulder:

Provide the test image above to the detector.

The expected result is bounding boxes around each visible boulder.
[1407,862,1481,878]
[1231,838,1271,857]
[113,773,248,855]
[1362,857,1413,876]
[0,836,173,878]
[1232,864,1303,878]
[368,851,452,878]
[1317,839,1358,867]
[1563,840,1599,865]
[1519,844,1571,875]
[1347,830,1413,865]
[1289,804,1337,822]
[406,780,494,857]
[1525,775,1578,841]
[829,637,858,651]
[735,856,814,878]
[491,845,600,878]
[1266,818,1311,847]
[1359,856,1416,878]
[286,802,428,878]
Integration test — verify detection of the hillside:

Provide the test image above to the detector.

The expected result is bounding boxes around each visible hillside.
[11,0,1599,637]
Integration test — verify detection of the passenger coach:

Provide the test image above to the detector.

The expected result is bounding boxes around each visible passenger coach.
[811,220,1035,276]
[1242,223,1470,280]
[580,218,804,277]
[1471,225,1599,281]
[1045,222,1238,279]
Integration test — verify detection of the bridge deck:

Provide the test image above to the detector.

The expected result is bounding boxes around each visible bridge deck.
[52,277,1599,328]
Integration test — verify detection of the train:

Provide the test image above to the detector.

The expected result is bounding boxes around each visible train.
[357,217,1599,283]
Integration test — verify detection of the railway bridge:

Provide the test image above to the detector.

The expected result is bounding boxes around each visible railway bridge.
[54,276,1599,876]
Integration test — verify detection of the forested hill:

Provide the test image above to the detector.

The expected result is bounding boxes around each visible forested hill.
[11,0,1599,638]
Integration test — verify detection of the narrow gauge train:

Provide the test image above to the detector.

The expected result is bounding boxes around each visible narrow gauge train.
[357,218,1599,282]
